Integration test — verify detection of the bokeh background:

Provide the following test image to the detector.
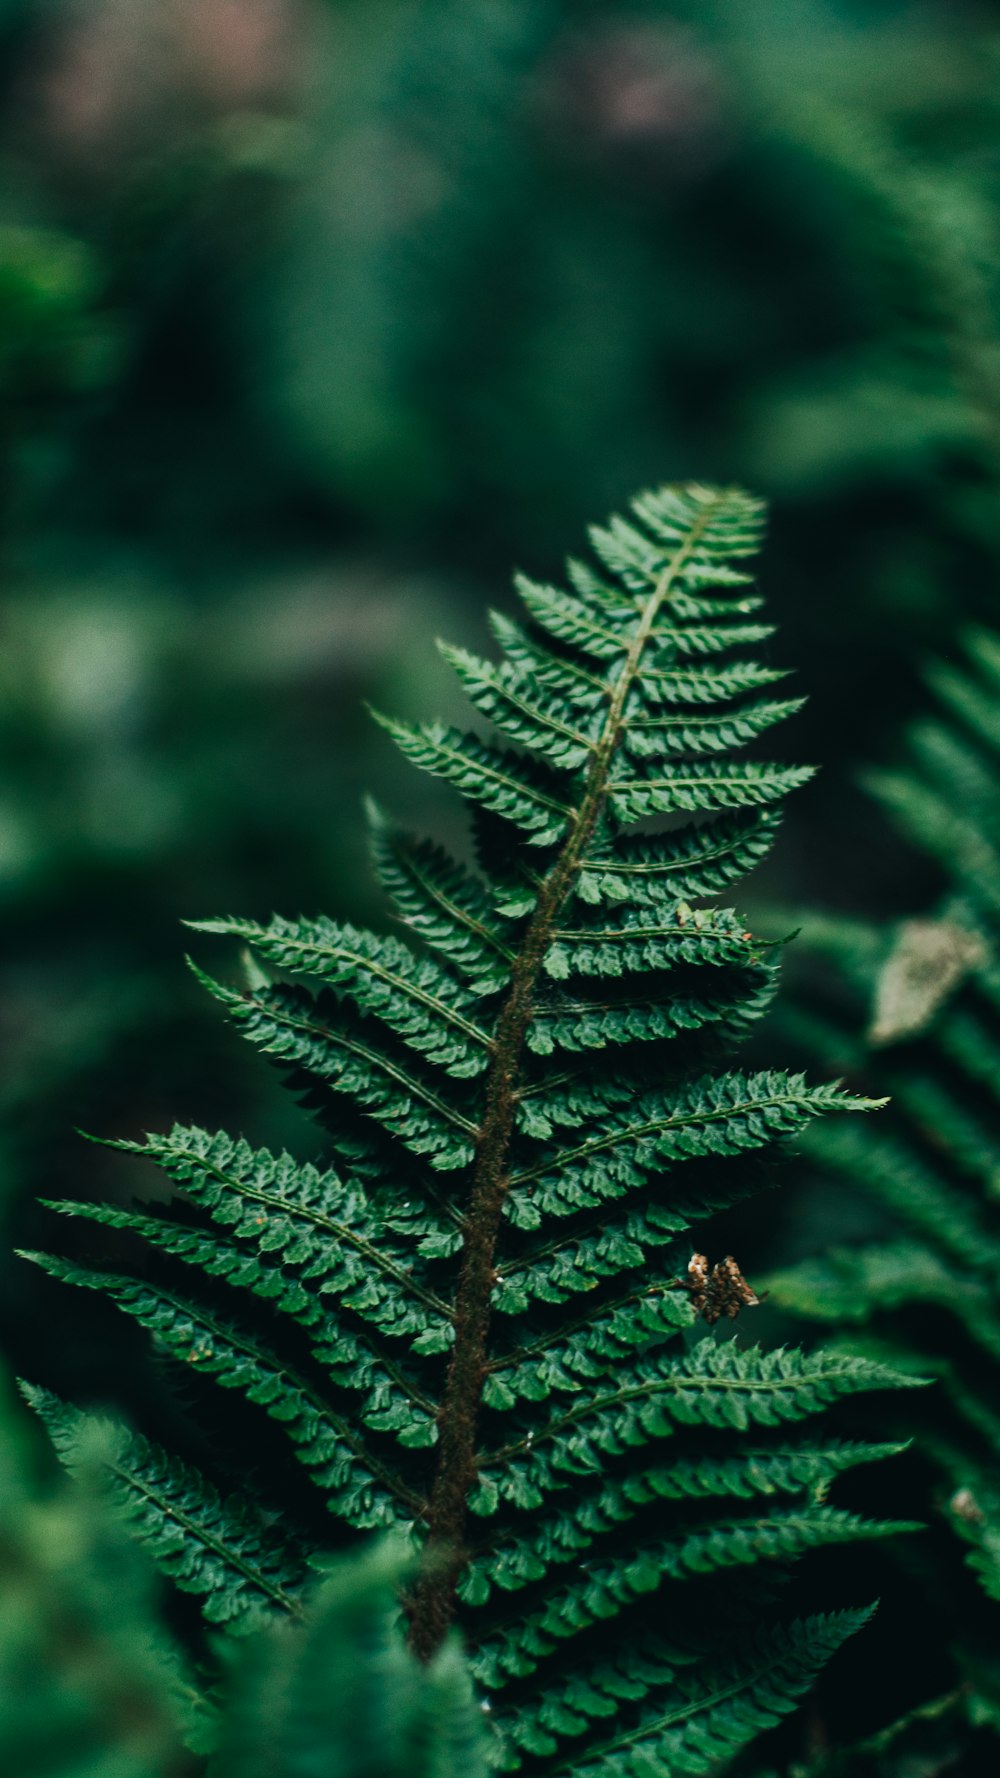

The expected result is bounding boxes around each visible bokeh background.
[2,0,999,1431]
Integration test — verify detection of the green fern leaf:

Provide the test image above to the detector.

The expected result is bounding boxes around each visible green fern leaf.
[373,718,573,845]
[580,808,784,907]
[191,914,492,1077]
[20,1252,419,1526]
[368,803,515,992]
[608,759,813,824]
[27,482,913,1777]
[23,1385,309,1628]
[526,1611,875,1778]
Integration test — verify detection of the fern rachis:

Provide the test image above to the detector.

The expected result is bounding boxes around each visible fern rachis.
[409,493,761,1652]
[23,484,917,1777]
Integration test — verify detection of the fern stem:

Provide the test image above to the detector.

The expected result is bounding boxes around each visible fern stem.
[407,500,721,1659]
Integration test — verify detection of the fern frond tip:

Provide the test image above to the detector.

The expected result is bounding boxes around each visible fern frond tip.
[183,956,244,1007]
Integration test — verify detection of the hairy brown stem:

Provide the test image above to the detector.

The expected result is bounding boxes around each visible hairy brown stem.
[407,502,719,1660]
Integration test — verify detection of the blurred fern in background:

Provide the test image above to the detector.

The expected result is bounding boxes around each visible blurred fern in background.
[0,1365,194,1778]
[765,627,1000,1771]
[1,1365,488,1778]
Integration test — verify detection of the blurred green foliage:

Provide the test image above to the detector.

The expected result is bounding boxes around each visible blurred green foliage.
[0,1373,487,1778]
[0,1368,193,1777]
[748,624,1000,1775]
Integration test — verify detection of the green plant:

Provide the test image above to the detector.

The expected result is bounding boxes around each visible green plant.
[0,1367,191,1778]
[24,483,917,1776]
[765,625,1000,1753]
[0,1385,485,1778]
[210,1539,487,1778]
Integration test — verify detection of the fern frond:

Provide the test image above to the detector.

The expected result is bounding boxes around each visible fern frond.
[506,1074,876,1226]
[578,808,785,907]
[195,971,480,1170]
[620,696,805,760]
[481,1341,922,1498]
[769,1241,1000,1363]
[543,903,770,977]
[463,1485,913,1618]
[94,1123,452,1339]
[27,482,911,1777]
[38,1200,440,1435]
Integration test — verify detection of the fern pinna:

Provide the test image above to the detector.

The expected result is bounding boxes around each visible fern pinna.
[766,626,1000,1743]
[23,485,915,1776]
